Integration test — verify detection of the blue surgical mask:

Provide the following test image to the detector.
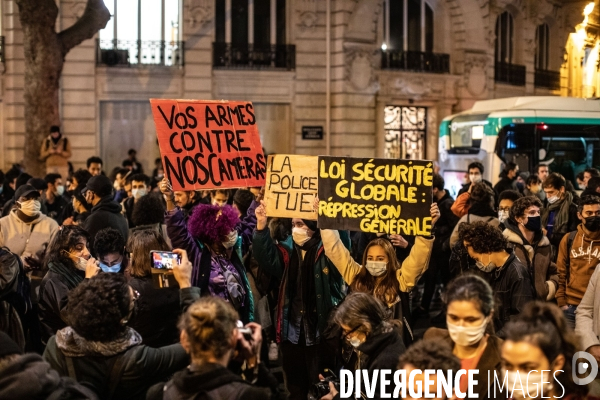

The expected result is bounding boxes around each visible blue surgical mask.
[99,263,121,273]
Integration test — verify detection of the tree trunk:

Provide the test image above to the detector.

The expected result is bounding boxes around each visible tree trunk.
[16,0,110,177]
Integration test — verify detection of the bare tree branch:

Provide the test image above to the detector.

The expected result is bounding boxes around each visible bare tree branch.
[58,0,111,56]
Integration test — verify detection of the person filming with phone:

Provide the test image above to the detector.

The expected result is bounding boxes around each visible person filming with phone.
[146,296,280,400]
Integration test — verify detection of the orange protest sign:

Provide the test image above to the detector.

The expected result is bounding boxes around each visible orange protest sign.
[149,99,266,191]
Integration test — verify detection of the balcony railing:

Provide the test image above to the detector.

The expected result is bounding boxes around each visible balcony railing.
[96,39,185,67]
[534,69,560,90]
[380,50,450,74]
[494,62,526,86]
[212,43,296,70]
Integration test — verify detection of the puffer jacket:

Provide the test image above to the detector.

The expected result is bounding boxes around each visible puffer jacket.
[503,218,558,301]
[556,224,600,307]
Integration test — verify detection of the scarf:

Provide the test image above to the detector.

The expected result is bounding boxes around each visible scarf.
[56,326,142,357]
[50,133,62,145]
[289,230,322,328]
[47,261,84,290]
[541,191,573,237]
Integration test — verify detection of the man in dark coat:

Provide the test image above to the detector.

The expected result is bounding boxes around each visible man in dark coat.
[493,162,519,199]
[82,175,128,250]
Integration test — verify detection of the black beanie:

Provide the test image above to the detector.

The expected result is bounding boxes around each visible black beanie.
[302,219,318,232]
[0,332,23,358]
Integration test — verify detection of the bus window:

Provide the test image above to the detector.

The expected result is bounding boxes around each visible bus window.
[495,124,536,172]
[448,114,488,151]
[539,124,600,183]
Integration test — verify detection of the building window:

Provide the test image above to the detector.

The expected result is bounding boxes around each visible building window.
[384,0,433,52]
[384,106,427,160]
[213,0,293,70]
[495,11,514,64]
[535,23,549,70]
[98,0,182,66]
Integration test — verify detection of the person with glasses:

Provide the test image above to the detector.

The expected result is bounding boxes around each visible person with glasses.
[556,195,600,329]
[43,267,193,400]
[496,189,522,229]
[459,221,534,338]
[320,292,406,400]
[503,196,558,301]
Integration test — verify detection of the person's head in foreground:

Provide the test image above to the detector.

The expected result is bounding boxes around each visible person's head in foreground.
[445,274,494,347]
[64,273,138,344]
[501,301,586,399]
[93,228,126,273]
[397,340,461,400]
[332,292,396,350]
[459,221,508,273]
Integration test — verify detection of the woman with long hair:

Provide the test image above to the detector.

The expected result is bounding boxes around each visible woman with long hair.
[424,274,502,399]
[126,229,180,347]
[320,203,439,344]
[501,301,590,399]
[38,225,99,344]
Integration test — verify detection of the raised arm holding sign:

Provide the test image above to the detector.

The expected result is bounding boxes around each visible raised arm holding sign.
[149,99,266,191]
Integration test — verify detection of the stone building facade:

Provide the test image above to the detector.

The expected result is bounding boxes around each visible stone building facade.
[0,0,590,172]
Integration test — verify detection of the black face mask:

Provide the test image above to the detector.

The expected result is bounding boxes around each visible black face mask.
[524,216,541,232]
[585,216,600,232]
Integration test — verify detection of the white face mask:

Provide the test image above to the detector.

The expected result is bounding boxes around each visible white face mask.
[498,210,509,223]
[222,230,238,249]
[18,199,41,217]
[212,199,226,207]
[503,369,553,400]
[56,185,65,196]
[132,188,147,199]
[365,261,387,277]
[348,337,362,348]
[292,227,311,246]
[469,173,483,184]
[66,252,88,271]
[547,195,560,205]
[447,318,488,347]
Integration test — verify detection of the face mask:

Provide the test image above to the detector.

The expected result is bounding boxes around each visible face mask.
[475,255,497,273]
[547,195,560,205]
[56,185,65,196]
[66,252,88,271]
[100,262,121,273]
[212,199,226,207]
[584,216,600,232]
[292,227,311,246]
[18,199,41,217]
[469,174,482,184]
[498,210,509,224]
[523,215,541,232]
[365,261,387,277]
[447,318,488,347]
[580,184,587,190]
[348,337,362,348]
[222,231,238,249]
[503,369,553,400]
[132,188,147,199]
[516,182,524,192]
[113,181,121,190]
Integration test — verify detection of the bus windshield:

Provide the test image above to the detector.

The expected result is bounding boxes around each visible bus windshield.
[449,114,489,149]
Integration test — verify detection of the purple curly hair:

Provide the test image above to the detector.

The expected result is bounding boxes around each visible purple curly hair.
[187,204,240,244]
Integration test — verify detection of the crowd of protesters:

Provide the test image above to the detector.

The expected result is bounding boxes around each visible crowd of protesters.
[1,126,600,399]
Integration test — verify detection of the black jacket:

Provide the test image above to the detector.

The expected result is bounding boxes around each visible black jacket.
[82,195,129,250]
[434,191,459,251]
[493,176,517,198]
[128,276,180,348]
[457,179,494,196]
[0,353,98,400]
[146,362,280,400]
[491,251,534,338]
[334,329,406,400]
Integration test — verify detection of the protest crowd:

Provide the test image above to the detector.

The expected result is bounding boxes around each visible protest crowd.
[4,118,600,400]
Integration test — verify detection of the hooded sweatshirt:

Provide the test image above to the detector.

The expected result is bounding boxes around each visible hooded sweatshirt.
[502,218,558,301]
[0,353,98,399]
[556,224,600,307]
[82,195,129,250]
[0,209,58,259]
